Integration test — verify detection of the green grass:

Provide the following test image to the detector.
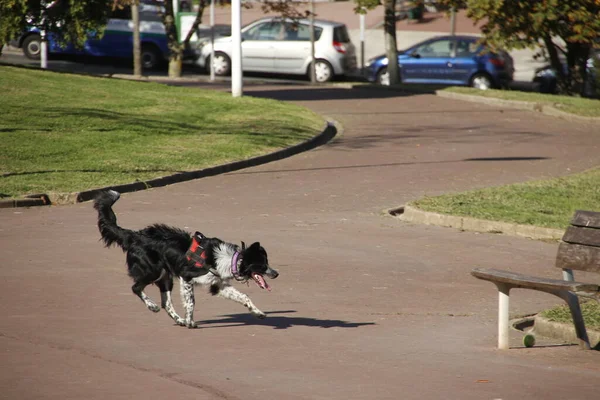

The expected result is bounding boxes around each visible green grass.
[0,66,325,198]
[540,300,600,331]
[443,87,600,118]
[413,168,600,229]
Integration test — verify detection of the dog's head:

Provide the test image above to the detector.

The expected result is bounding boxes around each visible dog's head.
[238,241,278,290]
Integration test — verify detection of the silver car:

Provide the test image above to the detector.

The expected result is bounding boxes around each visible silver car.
[195,17,357,83]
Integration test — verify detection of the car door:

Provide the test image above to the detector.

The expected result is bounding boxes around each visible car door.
[241,20,282,72]
[274,22,324,74]
[446,38,479,85]
[401,38,453,83]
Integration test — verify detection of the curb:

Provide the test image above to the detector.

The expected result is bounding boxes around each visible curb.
[436,90,600,123]
[396,204,564,240]
[1,121,337,208]
[534,315,600,348]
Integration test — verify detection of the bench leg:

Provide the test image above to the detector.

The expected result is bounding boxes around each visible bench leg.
[555,291,591,350]
[496,283,511,350]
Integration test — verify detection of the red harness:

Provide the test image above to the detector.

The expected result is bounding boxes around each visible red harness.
[185,233,207,269]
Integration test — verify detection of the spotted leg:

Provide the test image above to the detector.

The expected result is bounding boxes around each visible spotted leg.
[156,277,185,326]
[217,285,266,319]
[131,281,160,313]
[180,278,197,328]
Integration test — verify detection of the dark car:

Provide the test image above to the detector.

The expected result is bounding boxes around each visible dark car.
[365,35,514,89]
[533,49,599,98]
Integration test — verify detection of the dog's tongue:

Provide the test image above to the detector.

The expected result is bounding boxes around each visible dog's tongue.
[251,272,271,291]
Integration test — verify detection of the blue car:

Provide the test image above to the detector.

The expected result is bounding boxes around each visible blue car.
[13,1,169,70]
[365,35,514,89]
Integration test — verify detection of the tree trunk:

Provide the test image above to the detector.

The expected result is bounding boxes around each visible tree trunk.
[164,0,182,78]
[383,0,399,85]
[183,0,207,46]
[132,1,141,77]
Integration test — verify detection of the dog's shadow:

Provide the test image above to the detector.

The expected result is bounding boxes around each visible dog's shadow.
[196,310,375,330]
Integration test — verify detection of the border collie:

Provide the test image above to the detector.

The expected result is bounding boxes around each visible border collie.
[93,190,278,328]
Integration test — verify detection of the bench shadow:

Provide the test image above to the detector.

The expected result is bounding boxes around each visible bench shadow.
[196,310,376,330]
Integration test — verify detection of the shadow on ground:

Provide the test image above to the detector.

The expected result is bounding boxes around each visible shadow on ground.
[197,310,376,330]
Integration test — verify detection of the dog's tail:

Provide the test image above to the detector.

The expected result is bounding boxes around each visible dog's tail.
[93,190,136,251]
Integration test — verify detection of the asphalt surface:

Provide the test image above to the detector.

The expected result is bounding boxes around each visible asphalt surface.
[1,78,599,399]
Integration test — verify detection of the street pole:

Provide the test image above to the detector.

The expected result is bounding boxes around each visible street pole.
[210,0,215,81]
[450,7,456,36]
[231,0,242,96]
[40,2,47,69]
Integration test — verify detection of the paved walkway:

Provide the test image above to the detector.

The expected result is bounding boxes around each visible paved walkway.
[1,82,599,398]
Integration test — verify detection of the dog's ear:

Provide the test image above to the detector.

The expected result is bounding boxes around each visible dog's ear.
[194,231,205,239]
[249,242,261,250]
[241,241,246,250]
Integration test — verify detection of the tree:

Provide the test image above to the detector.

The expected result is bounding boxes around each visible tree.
[0,1,114,51]
[438,0,600,95]
[355,0,400,85]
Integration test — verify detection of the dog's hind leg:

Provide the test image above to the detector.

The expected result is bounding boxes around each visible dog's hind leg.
[132,280,160,313]
[214,284,266,319]
[180,278,198,328]
[156,276,185,326]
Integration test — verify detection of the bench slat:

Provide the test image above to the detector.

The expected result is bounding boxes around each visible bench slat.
[562,225,600,248]
[471,268,600,293]
[555,242,600,273]
[571,210,600,229]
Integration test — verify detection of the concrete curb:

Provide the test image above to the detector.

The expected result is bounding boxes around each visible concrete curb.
[533,315,600,348]
[436,90,600,123]
[1,121,337,208]
[396,204,564,240]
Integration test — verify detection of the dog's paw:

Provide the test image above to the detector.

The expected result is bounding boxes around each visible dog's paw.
[185,320,198,329]
[175,318,186,326]
[253,311,267,319]
[147,303,161,313]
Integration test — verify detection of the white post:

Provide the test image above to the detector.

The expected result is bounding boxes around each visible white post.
[209,0,215,81]
[172,0,179,16]
[309,0,315,83]
[40,30,48,69]
[498,284,510,350]
[231,0,242,97]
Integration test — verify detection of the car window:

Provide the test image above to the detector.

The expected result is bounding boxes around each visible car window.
[243,21,283,41]
[333,26,350,43]
[455,39,478,57]
[283,22,322,41]
[414,39,452,58]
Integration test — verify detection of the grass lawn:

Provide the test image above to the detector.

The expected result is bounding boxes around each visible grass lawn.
[413,168,600,230]
[541,300,600,331]
[443,87,600,118]
[0,66,325,198]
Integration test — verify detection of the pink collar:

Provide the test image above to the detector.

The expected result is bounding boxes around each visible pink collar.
[231,251,242,280]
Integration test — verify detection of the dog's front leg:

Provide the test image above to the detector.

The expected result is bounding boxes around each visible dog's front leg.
[180,278,197,328]
[217,285,266,319]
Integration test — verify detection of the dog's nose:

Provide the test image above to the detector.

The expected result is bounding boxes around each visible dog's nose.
[268,268,279,279]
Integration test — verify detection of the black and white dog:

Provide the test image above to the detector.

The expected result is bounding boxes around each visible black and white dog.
[93,190,278,328]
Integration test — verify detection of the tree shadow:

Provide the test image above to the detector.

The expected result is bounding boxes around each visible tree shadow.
[196,310,376,330]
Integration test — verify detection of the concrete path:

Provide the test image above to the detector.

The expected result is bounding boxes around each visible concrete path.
[1,83,599,399]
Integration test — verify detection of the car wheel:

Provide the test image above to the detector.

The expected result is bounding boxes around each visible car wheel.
[470,73,493,90]
[312,59,333,83]
[377,67,390,86]
[210,52,231,76]
[141,45,162,70]
[22,34,42,60]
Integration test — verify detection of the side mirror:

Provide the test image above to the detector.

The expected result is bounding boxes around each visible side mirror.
[410,52,421,59]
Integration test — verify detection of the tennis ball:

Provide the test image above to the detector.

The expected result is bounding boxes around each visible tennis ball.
[523,334,536,348]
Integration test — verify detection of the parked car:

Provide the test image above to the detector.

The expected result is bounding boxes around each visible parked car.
[533,49,599,98]
[13,1,168,70]
[195,17,357,83]
[365,35,514,89]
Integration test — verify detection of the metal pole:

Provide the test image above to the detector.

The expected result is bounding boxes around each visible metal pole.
[498,284,510,350]
[309,0,315,83]
[40,30,48,69]
[132,1,142,77]
[450,7,456,36]
[231,0,242,96]
[209,0,215,81]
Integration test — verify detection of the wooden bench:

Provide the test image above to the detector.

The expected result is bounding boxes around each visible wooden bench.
[472,210,600,350]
